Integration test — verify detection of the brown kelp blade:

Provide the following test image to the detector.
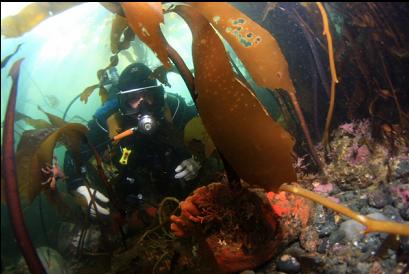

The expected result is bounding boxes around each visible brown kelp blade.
[190,2,323,170]
[22,117,52,129]
[38,106,67,128]
[175,5,296,192]
[1,110,51,130]
[1,111,33,129]
[111,14,129,54]
[121,2,171,69]
[109,54,119,67]
[118,27,135,52]
[16,124,88,204]
[1,3,82,38]
[80,84,99,104]
[16,128,56,203]
[189,2,297,94]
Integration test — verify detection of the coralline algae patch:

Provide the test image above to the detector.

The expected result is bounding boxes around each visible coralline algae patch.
[224,17,262,48]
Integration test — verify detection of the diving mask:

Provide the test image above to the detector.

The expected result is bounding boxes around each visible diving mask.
[118,85,161,117]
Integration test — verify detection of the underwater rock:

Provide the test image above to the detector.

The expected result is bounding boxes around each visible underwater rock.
[345,143,370,165]
[313,205,337,237]
[390,184,409,209]
[339,212,388,242]
[339,122,355,135]
[328,229,346,246]
[328,262,347,274]
[399,236,409,253]
[382,205,403,222]
[320,119,393,191]
[299,226,319,252]
[399,204,409,220]
[317,238,330,254]
[240,270,256,274]
[57,222,104,256]
[296,253,326,273]
[15,247,67,274]
[276,254,300,273]
[343,192,368,213]
[313,182,334,194]
[394,158,409,178]
[367,188,391,209]
[356,262,370,273]
[369,261,384,274]
[360,233,384,253]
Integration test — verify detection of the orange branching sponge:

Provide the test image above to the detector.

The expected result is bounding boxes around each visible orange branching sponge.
[317,2,339,145]
[266,190,312,241]
[280,183,409,236]
[170,182,310,273]
[266,191,311,227]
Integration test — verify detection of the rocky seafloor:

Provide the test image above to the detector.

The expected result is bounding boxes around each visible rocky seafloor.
[4,119,408,274]
[248,120,409,274]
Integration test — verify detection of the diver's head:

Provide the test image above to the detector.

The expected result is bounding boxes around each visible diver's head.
[117,63,164,134]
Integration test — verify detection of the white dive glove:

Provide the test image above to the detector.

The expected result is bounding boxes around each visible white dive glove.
[174,156,201,181]
[76,186,110,217]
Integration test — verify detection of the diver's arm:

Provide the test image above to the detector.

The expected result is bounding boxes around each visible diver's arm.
[64,149,86,192]
[174,104,202,181]
[63,113,112,192]
[64,150,110,216]
[63,129,111,216]
[174,156,201,181]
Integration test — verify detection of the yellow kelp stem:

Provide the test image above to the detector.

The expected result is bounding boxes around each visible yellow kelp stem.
[280,184,409,236]
[317,2,339,145]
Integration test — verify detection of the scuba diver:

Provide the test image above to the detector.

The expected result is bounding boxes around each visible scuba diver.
[63,63,201,221]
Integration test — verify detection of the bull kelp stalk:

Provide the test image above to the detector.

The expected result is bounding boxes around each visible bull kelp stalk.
[291,8,330,97]
[280,184,409,236]
[87,142,127,248]
[317,2,339,146]
[3,59,46,273]
[288,91,325,171]
[165,43,196,101]
[379,53,409,130]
